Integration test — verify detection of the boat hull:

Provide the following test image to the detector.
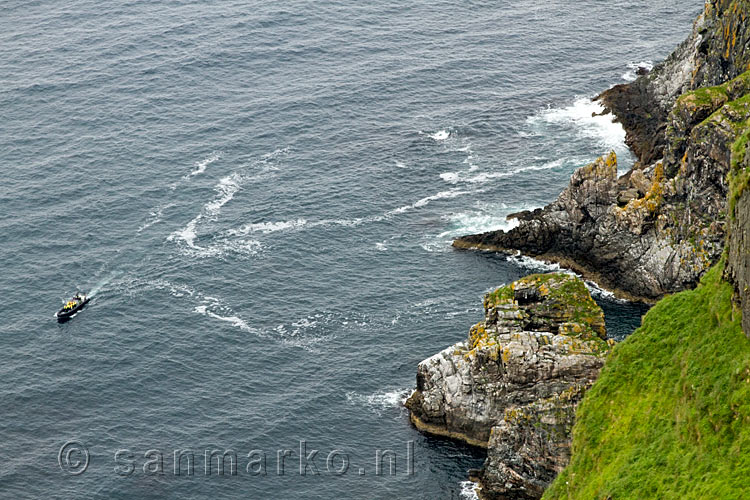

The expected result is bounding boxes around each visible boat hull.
[55,298,90,321]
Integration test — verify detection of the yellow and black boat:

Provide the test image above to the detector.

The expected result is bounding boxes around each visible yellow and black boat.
[55,292,90,321]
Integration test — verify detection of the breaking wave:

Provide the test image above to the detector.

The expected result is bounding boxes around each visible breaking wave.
[622,60,654,82]
[527,97,627,152]
[459,481,480,500]
[345,388,412,415]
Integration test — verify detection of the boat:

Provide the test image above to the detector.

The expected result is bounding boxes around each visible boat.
[55,292,90,321]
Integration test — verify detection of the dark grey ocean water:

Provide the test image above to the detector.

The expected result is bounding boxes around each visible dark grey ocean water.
[1,1,700,498]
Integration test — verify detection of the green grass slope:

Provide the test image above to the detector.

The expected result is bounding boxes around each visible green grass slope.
[543,263,750,500]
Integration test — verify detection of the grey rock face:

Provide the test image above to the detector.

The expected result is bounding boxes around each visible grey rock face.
[454,152,720,301]
[599,2,750,166]
[453,3,750,302]
[478,384,589,500]
[405,274,610,498]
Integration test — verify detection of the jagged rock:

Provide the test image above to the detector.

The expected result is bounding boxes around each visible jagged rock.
[454,152,710,300]
[477,384,589,500]
[405,273,610,498]
[455,68,750,302]
[724,97,750,337]
[599,1,750,165]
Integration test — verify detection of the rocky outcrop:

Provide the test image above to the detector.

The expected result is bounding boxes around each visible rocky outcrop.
[724,101,750,337]
[455,69,750,302]
[416,4,750,500]
[454,2,750,302]
[405,273,611,498]
[599,0,750,165]
[479,385,587,500]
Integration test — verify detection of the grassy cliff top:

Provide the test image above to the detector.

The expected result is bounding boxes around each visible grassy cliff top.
[484,273,606,341]
[543,262,750,499]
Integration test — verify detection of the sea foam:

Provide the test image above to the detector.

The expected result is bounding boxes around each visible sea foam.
[528,97,626,151]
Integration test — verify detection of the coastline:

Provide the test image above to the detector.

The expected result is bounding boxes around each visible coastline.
[451,239,659,304]
[410,1,750,498]
[408,412,489,449]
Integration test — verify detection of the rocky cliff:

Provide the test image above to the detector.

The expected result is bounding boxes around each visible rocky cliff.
[599,0,750,166]
[454,1,750,302]
[412,2,750,499]
[538,5,750,495]
[405,274,611,498]
[724,103,750,336]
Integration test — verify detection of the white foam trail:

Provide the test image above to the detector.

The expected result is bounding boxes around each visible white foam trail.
[460,481,480,500]
[169,218,199,248]
[345,388,412,414]
[440,171,460,183]
[216,184,474,243]
[463,159,565,184]
[507,254,573,274]
[87,271,122,297]
[585,280,627,303]
[115,277,328,351]
[441,155,574,186]
[168,151,286,258]
[189,151,222,177]
[300,188,475,230]
[527,97,626,151]
[227,218,308,236]
[430,129,450,141]
[443,208,523,237]
[272,313,351,351]
[391,189,471,215]
[196,306,264,335]
[421,202,534,253]
[137,204,170,233]
[205,172,243,216]
[621,60,654,82]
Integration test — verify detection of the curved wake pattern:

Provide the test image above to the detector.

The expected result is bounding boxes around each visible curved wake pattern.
[102,275,339,352]
[167,149,288,258]
[139,152,224,233]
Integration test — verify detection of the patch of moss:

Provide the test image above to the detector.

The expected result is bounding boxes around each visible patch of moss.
[543,262,750,500]
[516,273,606,342]
[678,84,729,110]
[617,162,665,216]
[485,283,515,307]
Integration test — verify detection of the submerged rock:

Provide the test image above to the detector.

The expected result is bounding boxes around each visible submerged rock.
[405,273,610,498]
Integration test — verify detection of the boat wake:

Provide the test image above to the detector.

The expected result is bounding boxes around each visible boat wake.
[187,151,222,178]
[167,149,287,258]
[105,275,340,352]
